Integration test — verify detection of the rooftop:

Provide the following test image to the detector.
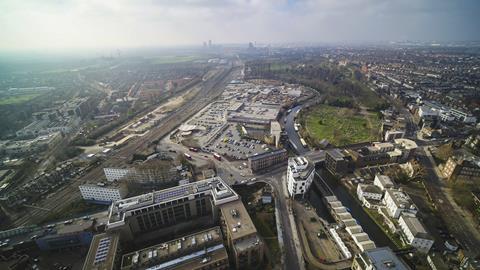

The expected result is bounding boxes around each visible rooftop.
[326,148,347,160]
[107,177,238,228]
[82,232,120,270]
[400,213,432,240]
[121,227,223,269]
[359,247,410,270]
[219,199,257,241]
[247,148,287,161]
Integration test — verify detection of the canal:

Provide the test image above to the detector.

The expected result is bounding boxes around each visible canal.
[307,169,395,249]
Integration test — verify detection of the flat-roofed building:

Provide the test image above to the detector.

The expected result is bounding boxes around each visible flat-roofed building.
[352,247,411,270]
[325,148,351,176]
[357,184,383,209]
[383,189,417,219]
[120,227,228,270]
[82,233,120,270]
[106,177,239,243]
[399,213,434,253]
[374,175,394,191]
[442,155,480,182]
[219,200,264,269]
[79,182,128,205]
[286,156,315,198]
[247,149,287,173]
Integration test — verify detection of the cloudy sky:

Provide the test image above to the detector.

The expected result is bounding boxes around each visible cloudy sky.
[0,0,479,51]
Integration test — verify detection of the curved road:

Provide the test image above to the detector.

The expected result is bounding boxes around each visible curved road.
[285,105,309,155]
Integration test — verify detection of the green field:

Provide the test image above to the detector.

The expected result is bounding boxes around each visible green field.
[0,93,42,105]
[150,55,203,64]
[303,104,380,146]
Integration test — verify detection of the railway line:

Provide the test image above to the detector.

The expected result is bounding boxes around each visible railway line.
[11,64,240,226]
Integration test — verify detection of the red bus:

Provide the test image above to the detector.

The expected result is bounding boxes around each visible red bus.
[184,153,192,160]
[213,153,222,161]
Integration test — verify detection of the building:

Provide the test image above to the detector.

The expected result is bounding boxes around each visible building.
[398,213,434,253]
[104,168,130,182]
[270,121,282,148]
[373,174,394,191]
[441,155,480,182]
[348,139,417,167]
[384,130,405,142]
[357,184,383,209]
[106,177,239,243]
[351,247,411,270]
[36,220,94,251]
[79,182,128,205]
[119,227,228,270]
[286,157,315,198]
[247,149,287,173]
[219,200,264,269]
[325,148,351,176]
[383,189,417,219]
[82,233,121,270]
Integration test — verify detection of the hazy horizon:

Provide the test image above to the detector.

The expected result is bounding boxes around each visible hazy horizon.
[1,0,480,52]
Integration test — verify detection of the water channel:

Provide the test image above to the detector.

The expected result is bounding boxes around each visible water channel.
[307,168,395,249]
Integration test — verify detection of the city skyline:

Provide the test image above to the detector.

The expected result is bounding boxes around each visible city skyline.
[1,0,480,51]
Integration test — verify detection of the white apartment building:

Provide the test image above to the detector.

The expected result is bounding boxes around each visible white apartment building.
[286,157,315,198]
[357,184,383,209]
[104,168,131,182]
[383,189,417,218]
[79,183,128,204]
[399,213,434,253]
[373,174,394,191]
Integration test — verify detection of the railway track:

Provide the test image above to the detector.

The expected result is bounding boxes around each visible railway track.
[11,64,240,226]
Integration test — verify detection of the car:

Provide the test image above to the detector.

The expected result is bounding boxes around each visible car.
[250,178,256,182]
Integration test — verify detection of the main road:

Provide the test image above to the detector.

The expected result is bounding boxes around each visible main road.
[284,105,309,155]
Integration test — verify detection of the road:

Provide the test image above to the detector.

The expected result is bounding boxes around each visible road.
[416,147,480,255]
[284,105,309,155]
[10,64,241,226]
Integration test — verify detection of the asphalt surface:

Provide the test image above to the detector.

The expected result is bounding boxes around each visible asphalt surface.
[284,105,309,155]
[416,147,480,255]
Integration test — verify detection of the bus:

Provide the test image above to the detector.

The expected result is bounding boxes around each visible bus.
[184,153,192,160]
[213,153,222,161]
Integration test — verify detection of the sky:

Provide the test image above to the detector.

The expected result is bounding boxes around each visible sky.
[0,0,479,51]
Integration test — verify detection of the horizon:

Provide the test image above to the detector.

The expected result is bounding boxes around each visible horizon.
[1,0,480,52]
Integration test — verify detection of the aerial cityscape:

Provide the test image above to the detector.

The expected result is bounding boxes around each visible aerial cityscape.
[1,1,480,270]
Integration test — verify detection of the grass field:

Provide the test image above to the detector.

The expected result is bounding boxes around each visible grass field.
[0,93,42,105]
[303,104,380,146]
[150,55,203,64]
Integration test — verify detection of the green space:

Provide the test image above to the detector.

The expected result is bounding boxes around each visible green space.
[302,104,380,146]
[150,55,203,64]
[0,93,42,105]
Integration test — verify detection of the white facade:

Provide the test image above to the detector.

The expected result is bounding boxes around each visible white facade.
[383,189,417,219]
[373,174,394,191]
[104,168,131,182]
[79,184,127,203]
[399,213,434,253]
[357,184,383,201]
[287,157,315,197]
[384,130,405,142]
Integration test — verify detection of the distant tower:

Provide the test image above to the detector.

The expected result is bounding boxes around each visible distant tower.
[208,40,212,47]
[203,41,207,48]
[248,42,255,49]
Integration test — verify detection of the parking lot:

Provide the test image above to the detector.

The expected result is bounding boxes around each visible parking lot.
[205,124,269,160]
